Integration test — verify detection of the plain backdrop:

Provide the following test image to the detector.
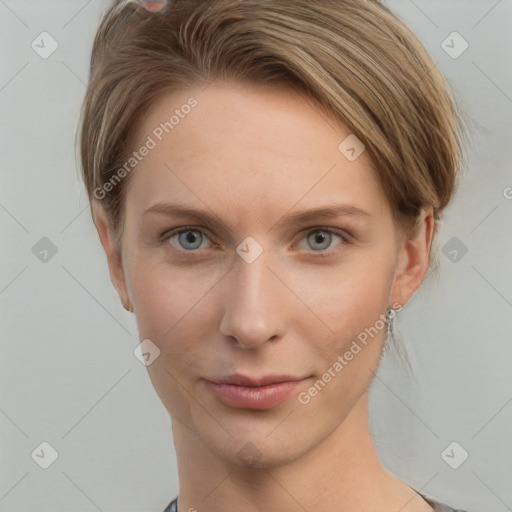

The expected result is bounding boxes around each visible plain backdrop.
[1,1,511,511]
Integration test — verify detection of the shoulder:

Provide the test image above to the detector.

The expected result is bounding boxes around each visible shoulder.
[421,493,469,512]
[162,495,471,512]
[162,497,177,512]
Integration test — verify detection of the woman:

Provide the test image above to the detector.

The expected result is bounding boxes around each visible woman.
[79,0,470,510]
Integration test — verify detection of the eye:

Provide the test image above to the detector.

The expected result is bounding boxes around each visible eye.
[160,226,350,256]
[297,228,349,255]
[162,227,215,252]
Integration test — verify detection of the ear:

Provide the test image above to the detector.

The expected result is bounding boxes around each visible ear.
[93,205,131,310]
[390,206,435,308]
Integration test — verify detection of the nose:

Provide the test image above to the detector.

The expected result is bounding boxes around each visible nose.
[219,252,286,350]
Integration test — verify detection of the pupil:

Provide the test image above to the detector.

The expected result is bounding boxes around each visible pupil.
[311,231,329,250]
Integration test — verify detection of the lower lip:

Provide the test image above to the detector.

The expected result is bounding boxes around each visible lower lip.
[204,379,309,410]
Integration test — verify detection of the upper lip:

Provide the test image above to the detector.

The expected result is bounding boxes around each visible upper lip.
[208,374,307,387]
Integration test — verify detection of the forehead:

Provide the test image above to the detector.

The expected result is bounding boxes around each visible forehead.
[125,81,389,225]
[135,82,364,164]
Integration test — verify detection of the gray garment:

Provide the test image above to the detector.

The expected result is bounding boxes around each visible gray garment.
[421,492,468,512]
[163,494,469,511]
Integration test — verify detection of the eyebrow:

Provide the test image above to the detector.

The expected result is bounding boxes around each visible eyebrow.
[144,201,373,234]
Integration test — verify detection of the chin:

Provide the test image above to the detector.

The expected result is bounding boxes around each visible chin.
[201,425,316,470]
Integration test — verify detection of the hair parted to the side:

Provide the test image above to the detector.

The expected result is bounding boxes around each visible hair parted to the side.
[78,0,470,375]
[79,0,465,264]
[79,0,468,278]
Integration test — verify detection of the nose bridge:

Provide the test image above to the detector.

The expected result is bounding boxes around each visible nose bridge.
[219,249,283,348]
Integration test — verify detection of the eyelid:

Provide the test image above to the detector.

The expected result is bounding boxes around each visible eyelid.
[160,226,219,248]
[161,225,351,255]
[297,226,351,242]
[292,227,351,255]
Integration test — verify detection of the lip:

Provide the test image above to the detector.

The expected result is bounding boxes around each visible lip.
[210,374,306,387]
[204,374,310,410]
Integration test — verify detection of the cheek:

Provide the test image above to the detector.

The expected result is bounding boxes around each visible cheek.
[128,261,223,419]
[129,253,222,339]
[288,257,393,419]
[128,241,395,364]
[287,252,394,357]
[128,257,235,391]
[126,244,395,432]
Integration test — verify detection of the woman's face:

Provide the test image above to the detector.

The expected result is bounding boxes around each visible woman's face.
[97,81,431,468]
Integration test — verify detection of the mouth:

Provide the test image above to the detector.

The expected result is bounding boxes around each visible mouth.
[204,374,311,410]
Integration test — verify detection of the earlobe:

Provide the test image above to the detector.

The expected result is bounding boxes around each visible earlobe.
[93,205,130,309]
[390,207,435,308]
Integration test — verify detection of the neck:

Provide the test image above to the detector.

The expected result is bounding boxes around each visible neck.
[171,392,432,512]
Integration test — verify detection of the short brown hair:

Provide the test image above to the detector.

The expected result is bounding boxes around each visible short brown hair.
[79,0,468,264]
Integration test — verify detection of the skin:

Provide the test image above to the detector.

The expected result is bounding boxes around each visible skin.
[95,81,435,512]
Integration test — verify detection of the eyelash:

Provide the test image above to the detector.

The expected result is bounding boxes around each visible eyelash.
[160,226,351,257]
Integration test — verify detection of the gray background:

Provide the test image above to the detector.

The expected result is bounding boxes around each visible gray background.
[1,1,511,511]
